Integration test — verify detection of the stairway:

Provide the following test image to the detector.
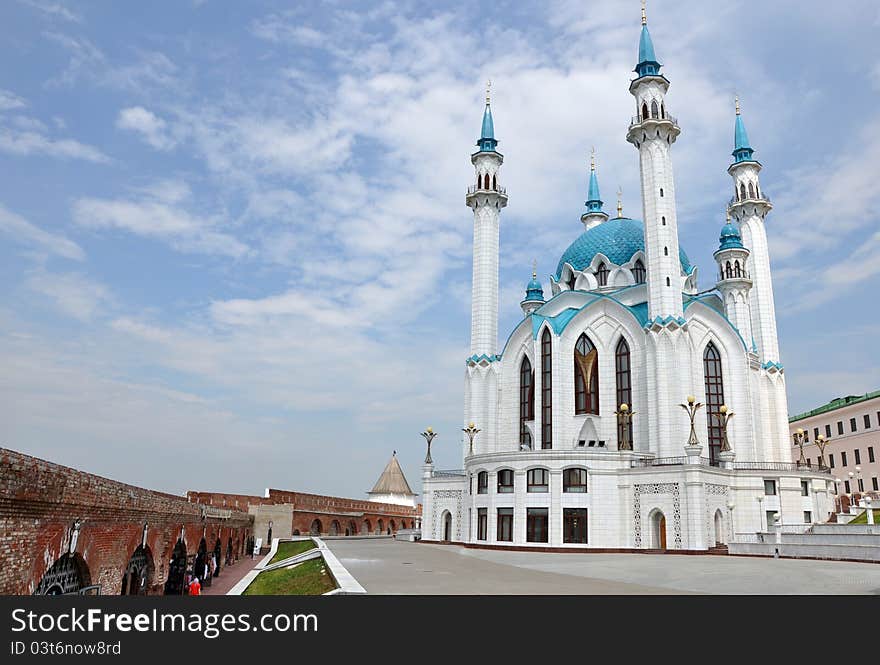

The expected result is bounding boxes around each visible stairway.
[707,544,729,555]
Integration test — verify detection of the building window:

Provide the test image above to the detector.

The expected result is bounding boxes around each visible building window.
[812,428,818,441]
[869,447,875,463]
[825,424,832,438]
[801,480,809,496]
[563,468,587,493]
[803,511,812,524]
[615,338,632,445]
[527,468,549,493]
[766,511,778,528]
[864,414,871,429]
[541,329,552,449]
[858,478,864,492]
[496,508,513,542]
[563,508,588,544]
[596,262,609,287]
[841,451,847,467]
[526,508,549,543]
[855,449,861,465]
[477,508,487,541]
[477,471,488,494]
[872,477,878,492]
[703,342,725,465]
[837,421,844,435]
[632,260,646,284]
[844,480,850,494]
[497,469,514,493]
[519,357,534,449]
[575,334,599,415]
[850,417,857,432]
[829,453,835,468]
[764,479,776,495]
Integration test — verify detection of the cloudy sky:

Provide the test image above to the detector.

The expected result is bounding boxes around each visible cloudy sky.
[1,0,878,498]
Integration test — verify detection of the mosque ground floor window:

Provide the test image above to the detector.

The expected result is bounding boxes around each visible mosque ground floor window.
[477,508,488,541]
[526,508,549,543]
[563,509,588,544]
[497,508,514,542]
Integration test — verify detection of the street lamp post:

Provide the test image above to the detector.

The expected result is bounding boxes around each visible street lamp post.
[420,427,437,464]
[815,434,828,469]
[792,428,807,467]
[855,465,863,498]
[727,499,735,544]
[462,423,481,457]
[757,496,764,532]
[714,405,735,453]
[679,395,703,446]
[848,471,855,512]
[615,403,635,451]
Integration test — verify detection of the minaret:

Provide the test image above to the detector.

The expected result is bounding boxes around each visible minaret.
[520,262,545,316]
[727,98,779,364]
[581,148,609,230]
[466,81,508,357]
[625,3,683,322]
[714,212,754,347]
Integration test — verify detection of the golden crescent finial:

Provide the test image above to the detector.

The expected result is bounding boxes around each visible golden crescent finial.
[735,95,741,116]
[642,0,647,25]
[532,258,537,280]
[590,146,596,172]
[617,186,624,217]
[486,79,491,104]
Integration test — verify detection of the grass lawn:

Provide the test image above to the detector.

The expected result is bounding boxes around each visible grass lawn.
[847,510,875,525]
[268,540,316,565]
[243,558,336,596]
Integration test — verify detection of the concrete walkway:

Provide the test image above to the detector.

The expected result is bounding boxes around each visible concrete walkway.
[200,556,260,596]
[324,539,880,594]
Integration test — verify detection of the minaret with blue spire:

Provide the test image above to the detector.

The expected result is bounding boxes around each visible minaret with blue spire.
[464,81,508,460]
[581,148,609,230]
[726,97,779,367]
[626,1,683,323]
[714,210,754,353]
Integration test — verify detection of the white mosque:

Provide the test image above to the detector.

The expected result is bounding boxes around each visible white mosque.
[421,7,834,550]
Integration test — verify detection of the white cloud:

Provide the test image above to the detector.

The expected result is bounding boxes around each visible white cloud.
[116,106,176,150]
[26,270,111,321]
[0,89,27,111]
[17,0,82,23]
[0,124,109,162]
[0,203,84,261]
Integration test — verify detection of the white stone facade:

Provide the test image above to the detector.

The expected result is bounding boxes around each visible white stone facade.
[423,12,832,550]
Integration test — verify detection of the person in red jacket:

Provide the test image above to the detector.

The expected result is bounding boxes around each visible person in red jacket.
[188,576,201,596]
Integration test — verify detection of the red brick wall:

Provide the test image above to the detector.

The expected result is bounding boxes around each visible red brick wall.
[0,448,253,596]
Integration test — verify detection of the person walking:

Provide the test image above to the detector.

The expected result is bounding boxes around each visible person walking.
[188,576,201,596]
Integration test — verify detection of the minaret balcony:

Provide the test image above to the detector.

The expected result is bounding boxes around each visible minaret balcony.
[629,112,678,128]
[626,113,680,145]
[728,193,771,208]
[466,185,508,208]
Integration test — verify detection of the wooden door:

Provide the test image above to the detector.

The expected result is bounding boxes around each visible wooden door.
[659,515,667,549]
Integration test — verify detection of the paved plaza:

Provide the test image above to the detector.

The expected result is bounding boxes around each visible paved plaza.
[325,538,880,595]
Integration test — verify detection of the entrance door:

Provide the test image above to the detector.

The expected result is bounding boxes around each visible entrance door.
[443,512,452,541]
[659,516,667,549]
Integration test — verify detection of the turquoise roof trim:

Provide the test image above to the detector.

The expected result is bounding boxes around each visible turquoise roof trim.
[556,217,693,279]
[528,293,650,340]
[466,353,501,365]
[478,104,498,152]
[733,113,754,163]
[762,360,784,371]
[683,293,748,352]
[635,24,662,77]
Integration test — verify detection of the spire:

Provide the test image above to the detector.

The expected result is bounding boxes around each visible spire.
[718,209,744,250]
[635,1,662,77]
[477,80,498,152]
[732,96,755,163]
[617,186,624,218]
[585,148,603,213]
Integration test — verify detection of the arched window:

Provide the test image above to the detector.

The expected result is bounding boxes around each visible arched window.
[484,173,490,190]
[527,468,549,492]
[615,338,632,445]
[740,183,747,200]
[574,334,599,415]
[632,260,646,284]
[651,100,659,119]
[641,102,649,121]
[664,246,668,256]
[725,261,732,279]
[567,273,577,291]
[660,188,664,197]
[703,342,725,465]
[563,468,588,493]
[734,260,741,277]
[661,102,666,119]
[661,216,666,226]
[748,182,755,199]
[596,262,608,287]
[541,329,552,449]
[519,357,533,449]
[666,276,670,286]
[492,174,497,190]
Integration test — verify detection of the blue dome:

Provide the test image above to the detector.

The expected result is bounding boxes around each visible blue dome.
[718,222,744,250]
[555,217,693,279]
[524,274,545,302]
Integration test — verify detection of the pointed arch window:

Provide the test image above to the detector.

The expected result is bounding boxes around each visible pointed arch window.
[725,261,732,279]
[520,357,534,449]
[596,262,608,287]
[641,102,649,121]
[651,100,659,119]
[575,334,599,415]
[703,342,725,465]
[541,329,553,449]
[748,182,755,199]
[632,260,646,284]
[484,173,490,190]
[567,273,577,291]
[615,338,632,445]
[740,183,747,200]
[734,260,741,277]
[492,174,497,190]
[661,102,666,119]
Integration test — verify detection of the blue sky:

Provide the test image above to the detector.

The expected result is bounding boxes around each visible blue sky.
[1,0,878,497]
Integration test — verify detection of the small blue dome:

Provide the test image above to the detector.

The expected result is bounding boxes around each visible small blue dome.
[556,217,692,279]
[524,274,544,302]
[718,222,744,250]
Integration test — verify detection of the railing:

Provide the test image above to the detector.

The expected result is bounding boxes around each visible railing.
[631,456,717,468]
[433,469,465,478]
[731,461,831,474]
[467,185,507,195]
[629,113,678,127]
[728,193,771,207]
